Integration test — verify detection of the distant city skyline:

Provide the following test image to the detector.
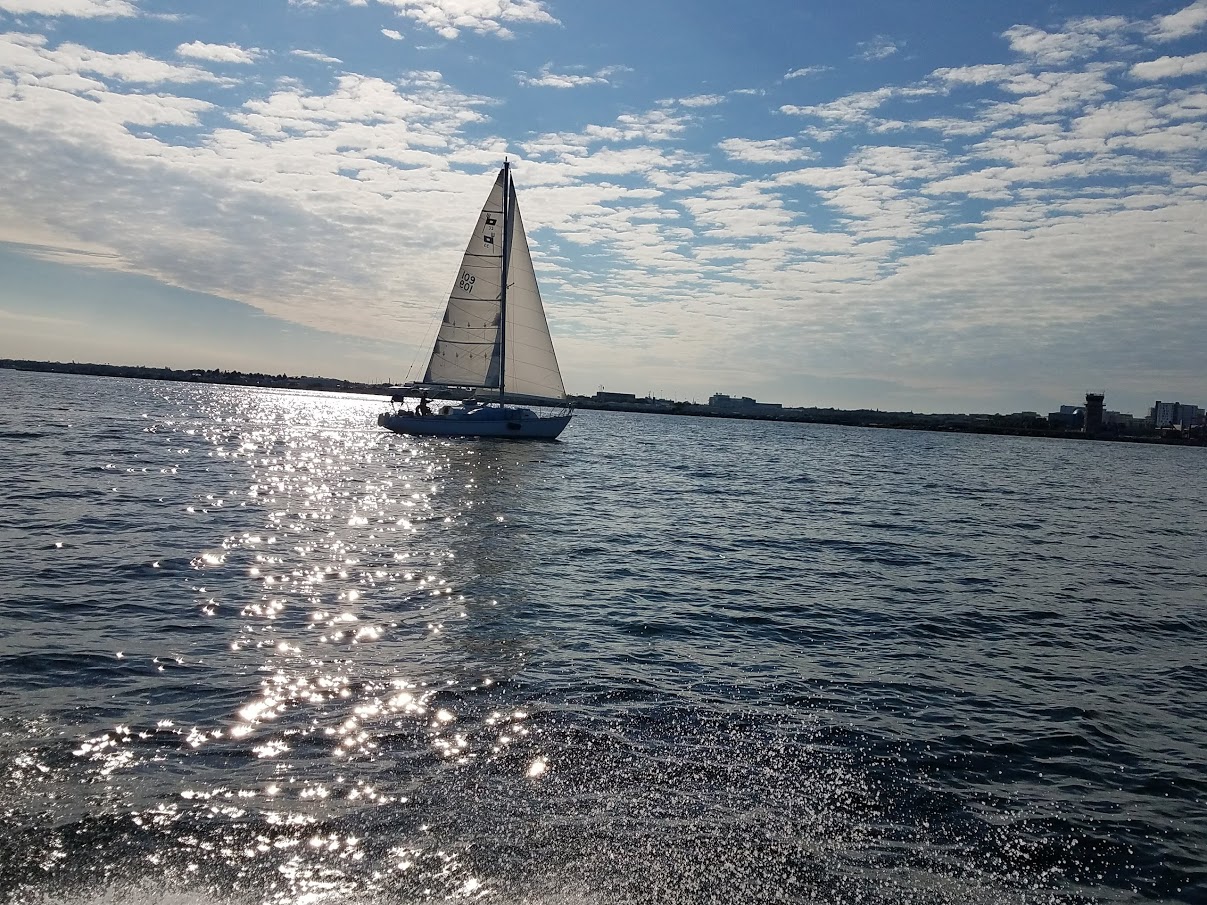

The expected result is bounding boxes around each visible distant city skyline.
[8,358,1202,431]
[1,0,1205,417]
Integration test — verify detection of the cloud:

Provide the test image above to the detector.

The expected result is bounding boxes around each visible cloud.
[785,65,830,79]
[718,137,816,165]
[231,70,490,139]
[1002,18,1128,66]
[380,27,403,40]
[1069,98,1161,139]
[0,32,222,84]
[176,41,260,64]
[374,0,558,39]
[680,182,795,238]
[678,94,724,108]
[517,63,609,88]
[290,48,342,63]
[855,36,899,62]
[0,1,1204,411]
[854,202,1207,363]
[930,63,1019,86]
[596,65,631,78]
[597,108,691,143]
[775,148,950,248]
[994,68,1115,117]
[0,307,84,331]
[0,0,136,17]
[1149,0,1207,41]
[780,86,937,129]
[0,41,509,344]
[89,90,213,125]
[1131,50,1207,80]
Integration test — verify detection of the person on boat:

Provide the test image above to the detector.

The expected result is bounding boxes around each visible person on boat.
[417,393,432,416]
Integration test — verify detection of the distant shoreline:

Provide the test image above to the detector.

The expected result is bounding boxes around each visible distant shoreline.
[3,358,1202,446]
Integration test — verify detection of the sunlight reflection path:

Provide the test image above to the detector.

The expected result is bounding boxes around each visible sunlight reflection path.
[77,388,547,901]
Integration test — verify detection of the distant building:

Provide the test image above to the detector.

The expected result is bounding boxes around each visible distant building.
[708,393,743,409]
[1152,401,1202,429]
[708,393,783,415]
[595,391,637,403]
[1103,410,1140,430]
[1048,405,1083,429]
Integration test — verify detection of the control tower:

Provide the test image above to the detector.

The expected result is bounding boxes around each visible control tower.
[1084,392,1104,436]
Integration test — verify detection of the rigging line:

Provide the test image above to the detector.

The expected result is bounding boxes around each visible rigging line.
[404,296,445,386]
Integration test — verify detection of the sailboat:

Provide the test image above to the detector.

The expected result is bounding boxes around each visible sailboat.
[378,160,573,440]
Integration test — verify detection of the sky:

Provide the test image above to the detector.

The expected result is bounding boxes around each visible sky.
[1,0,1205,415]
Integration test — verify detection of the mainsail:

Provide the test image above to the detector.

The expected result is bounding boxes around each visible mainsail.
[422,164,566,402]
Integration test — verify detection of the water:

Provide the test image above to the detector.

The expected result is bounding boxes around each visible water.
[1,370,1203,905]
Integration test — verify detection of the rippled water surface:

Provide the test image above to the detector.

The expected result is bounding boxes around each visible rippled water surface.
[1,370,1204,905]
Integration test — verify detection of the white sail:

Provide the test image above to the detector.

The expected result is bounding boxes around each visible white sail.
[422,169,507,390]
[502,182,567,401]
[421,166,566,402]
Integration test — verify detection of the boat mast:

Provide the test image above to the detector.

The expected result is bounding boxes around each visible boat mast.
[498,159,511,403]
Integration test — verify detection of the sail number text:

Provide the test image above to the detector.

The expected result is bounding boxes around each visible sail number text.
[458,272,476,293]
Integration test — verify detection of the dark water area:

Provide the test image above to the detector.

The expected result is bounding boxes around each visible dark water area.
[0,370,1203,904]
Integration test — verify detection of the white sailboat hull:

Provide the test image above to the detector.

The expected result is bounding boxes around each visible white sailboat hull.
[378,406,571,440]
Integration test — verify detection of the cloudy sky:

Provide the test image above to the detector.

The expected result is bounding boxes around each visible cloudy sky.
[1,0,1205,414]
